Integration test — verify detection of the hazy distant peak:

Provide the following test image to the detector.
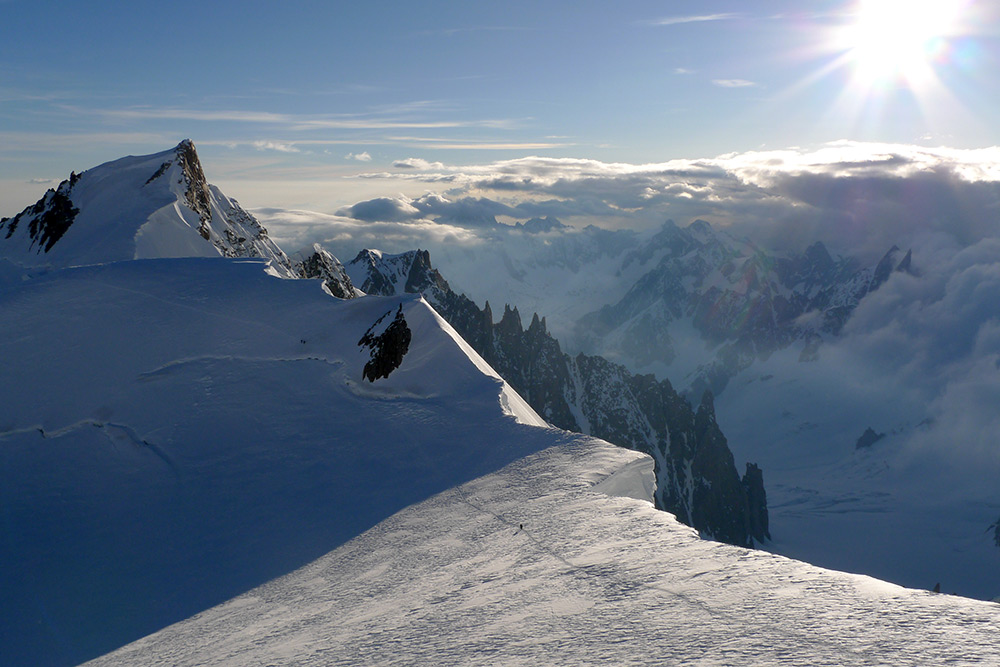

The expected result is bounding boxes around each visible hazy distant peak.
[514,216,566,234]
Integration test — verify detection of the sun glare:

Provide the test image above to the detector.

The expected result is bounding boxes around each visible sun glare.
[841,0,962,85]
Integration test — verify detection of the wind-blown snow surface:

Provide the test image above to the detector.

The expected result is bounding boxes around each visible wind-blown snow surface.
[0,258,547,666]
[90,441,1000,667]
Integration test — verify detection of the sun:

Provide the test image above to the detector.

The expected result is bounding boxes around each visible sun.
[839,0,963,86]
[774,0,979,136]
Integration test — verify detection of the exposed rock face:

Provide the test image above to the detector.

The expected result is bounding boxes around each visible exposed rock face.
[348,248,450,297]
[743,462,770,542]
[855,427,886,450]
[293,244,358,299]
[348,248,767,547]
[358,304,412,382]
[684,392,752,545]
[1,179,80,253]
[174,138,213,239]
[174,142,295,273]
[577,220,915,398]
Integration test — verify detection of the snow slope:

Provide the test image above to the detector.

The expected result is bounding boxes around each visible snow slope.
[0,141,292,273]
[716,345,1000,601]
[90,439,1000,666]
[0,257,549,666]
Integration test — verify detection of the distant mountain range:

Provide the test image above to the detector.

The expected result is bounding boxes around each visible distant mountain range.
[575,218,914,399]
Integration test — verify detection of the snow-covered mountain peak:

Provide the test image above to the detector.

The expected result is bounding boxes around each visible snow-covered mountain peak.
[0,140,293,274]
[346,247,451,301]
[514,215,567,233]
[290,243,360,298]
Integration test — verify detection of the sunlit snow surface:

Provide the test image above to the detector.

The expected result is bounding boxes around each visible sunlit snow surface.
[91,441,1000,666]
[0,258,549,665]
[4,257,1000,666]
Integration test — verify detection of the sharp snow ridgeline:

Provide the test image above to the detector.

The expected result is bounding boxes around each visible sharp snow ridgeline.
[346,248,769,547]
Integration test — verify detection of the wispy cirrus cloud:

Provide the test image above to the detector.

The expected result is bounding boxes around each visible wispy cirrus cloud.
[712,79,758,88]
[67,106,524,131]
[0,131,172,150]
[402,141,566,150]
[252,140,301,153]
[646,13,740,27]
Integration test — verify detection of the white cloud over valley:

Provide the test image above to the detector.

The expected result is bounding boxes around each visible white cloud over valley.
[319,143,1000,264]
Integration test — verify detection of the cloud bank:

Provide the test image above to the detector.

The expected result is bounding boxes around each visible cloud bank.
[323,142,1000,263]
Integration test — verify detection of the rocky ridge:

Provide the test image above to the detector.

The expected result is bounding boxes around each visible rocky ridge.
[346,248,769,547]
[291,243,359,299]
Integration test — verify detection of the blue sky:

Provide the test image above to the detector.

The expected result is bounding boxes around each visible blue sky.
[2,0,999,214]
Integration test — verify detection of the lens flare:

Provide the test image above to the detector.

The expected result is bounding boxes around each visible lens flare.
[838,0,965,86]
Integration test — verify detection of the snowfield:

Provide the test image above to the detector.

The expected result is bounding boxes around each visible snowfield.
[7,256,998,667]
[90,439,1000,666]
[0,257,552,665]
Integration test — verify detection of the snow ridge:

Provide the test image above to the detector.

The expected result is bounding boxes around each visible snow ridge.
[348,247,768,548]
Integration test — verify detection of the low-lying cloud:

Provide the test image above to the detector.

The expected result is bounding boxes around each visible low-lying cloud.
[331,142,1000,264]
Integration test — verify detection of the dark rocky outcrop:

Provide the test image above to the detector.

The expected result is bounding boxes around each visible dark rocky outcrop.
[175,139,212,238]
[294,244,357,299]
[743,462,770,542]
[144,161,171,186]
[0,181,80,252]
[358,304,412,382]
[684,392,753,545]
[855,427,886,449]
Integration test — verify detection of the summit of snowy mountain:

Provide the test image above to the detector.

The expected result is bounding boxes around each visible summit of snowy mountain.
[515,215,568,233]
[0,140,293,273]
